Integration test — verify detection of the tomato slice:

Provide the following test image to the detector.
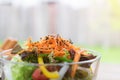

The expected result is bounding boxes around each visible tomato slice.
[32,68,49,80]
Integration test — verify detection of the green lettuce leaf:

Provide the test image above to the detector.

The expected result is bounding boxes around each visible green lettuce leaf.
[11,63,36,80]
[4,55,36,80]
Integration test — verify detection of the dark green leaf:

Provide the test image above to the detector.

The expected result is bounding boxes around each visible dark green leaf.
[38,54,48,57]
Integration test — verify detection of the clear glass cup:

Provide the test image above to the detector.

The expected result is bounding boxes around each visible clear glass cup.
[0,49,101,80]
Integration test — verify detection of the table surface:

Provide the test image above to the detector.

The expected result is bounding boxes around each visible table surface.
[97,63,120,80]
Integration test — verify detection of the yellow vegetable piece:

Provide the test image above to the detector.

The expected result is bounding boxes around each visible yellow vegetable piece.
[38,57,59,78]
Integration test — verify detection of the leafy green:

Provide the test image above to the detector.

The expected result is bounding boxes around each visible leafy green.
[54,50,72,63]
[19,50,38,63]
[4,55,36,80]
[48,52,56,63]
[54,57,72,63]
[64,49,70,57]
[38,53,49,63]
[11,63,36,80]
[39,54,48,57]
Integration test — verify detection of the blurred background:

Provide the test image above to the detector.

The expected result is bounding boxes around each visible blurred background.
[0,0,120,62]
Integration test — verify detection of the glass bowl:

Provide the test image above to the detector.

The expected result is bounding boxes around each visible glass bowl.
[0,49,101,80]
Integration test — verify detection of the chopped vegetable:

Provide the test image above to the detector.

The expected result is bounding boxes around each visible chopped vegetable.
[48,52,56,63]
[80,54,96,68]
[54,57,72,63]
[32,68,49,80]
[19,50,38,63]
[39,54,48,57]
[11,63,36,80]
[57,63,69,80]
[8,55,36,80]
[71,50,85,78]
[38,56,59,79]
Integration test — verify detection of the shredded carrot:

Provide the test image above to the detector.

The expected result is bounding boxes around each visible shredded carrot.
[26,35,79,57]
[71,50,85,78]
[25,35,90,78]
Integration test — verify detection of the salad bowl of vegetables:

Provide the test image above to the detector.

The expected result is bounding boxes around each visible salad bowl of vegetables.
[0,35,101,80]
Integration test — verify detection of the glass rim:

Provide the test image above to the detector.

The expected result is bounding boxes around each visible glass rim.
[0,49,101,66]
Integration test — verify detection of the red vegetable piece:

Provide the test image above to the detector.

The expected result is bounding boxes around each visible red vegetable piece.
[32,68,49,80]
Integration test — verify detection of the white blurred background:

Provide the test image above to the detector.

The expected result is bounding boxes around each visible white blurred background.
[0,0,120,47]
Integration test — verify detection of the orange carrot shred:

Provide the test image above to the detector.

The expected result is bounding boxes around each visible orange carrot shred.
[26,35,79,57]
[71,50,85,78]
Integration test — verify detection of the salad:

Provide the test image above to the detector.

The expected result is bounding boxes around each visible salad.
[0,35,97,80]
